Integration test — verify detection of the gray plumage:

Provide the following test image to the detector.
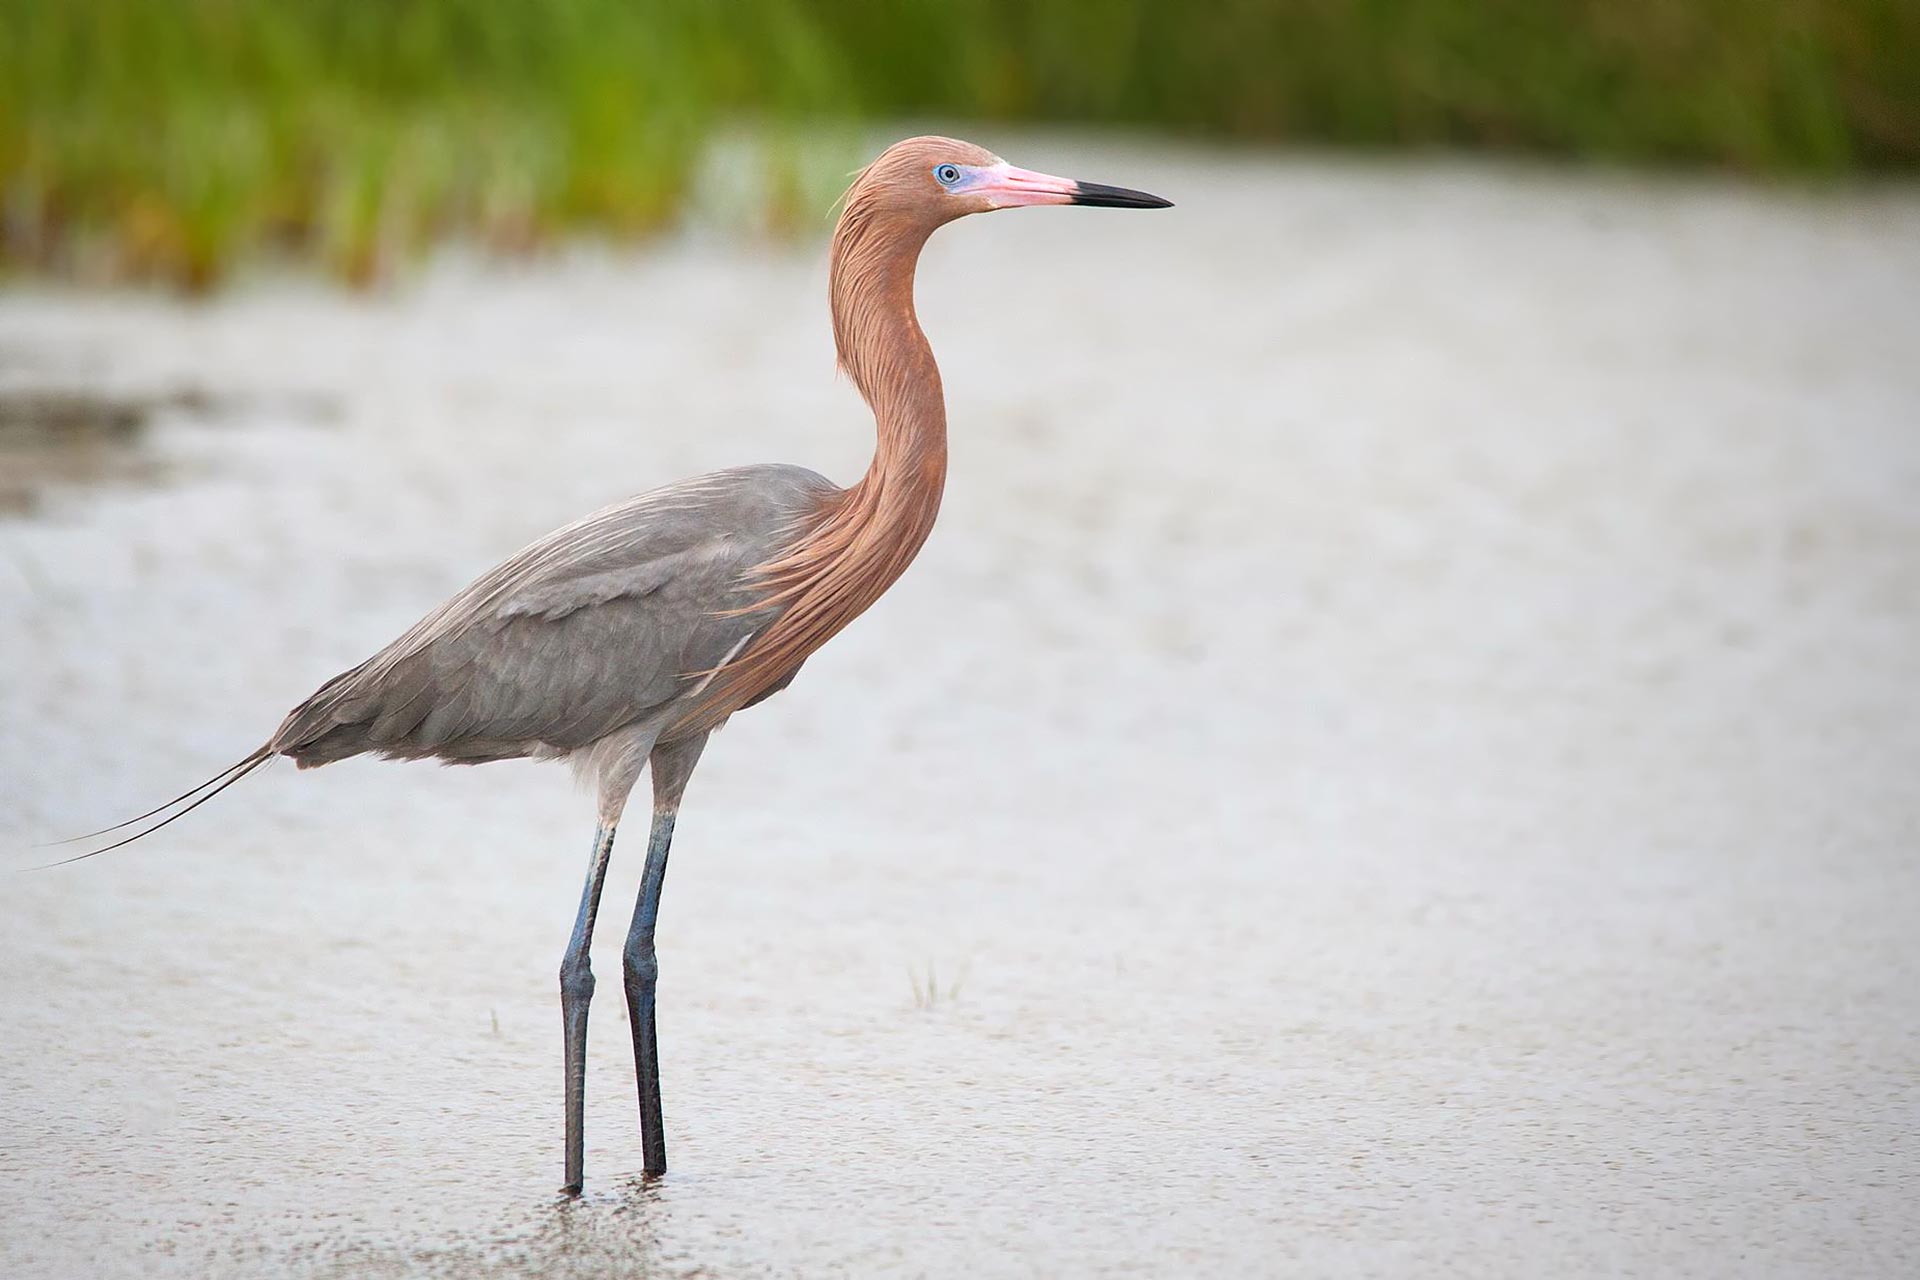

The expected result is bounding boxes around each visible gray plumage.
[272,463,834,811]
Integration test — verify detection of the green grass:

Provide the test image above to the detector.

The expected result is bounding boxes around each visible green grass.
[4,0,1916,287]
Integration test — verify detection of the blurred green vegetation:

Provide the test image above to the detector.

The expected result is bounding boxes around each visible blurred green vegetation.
[4,0,1915,287]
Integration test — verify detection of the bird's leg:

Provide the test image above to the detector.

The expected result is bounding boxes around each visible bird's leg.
[559,824,618,1195]
[624,810,676,1178]
[623,732,709,1177]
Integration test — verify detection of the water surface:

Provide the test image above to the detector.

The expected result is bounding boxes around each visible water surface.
[3,145,1918,1276]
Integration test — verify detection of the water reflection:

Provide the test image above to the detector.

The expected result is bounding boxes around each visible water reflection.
[300,1182,670,1280]
[0,387,185,512]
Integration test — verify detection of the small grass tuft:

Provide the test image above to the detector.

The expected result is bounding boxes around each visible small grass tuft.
[908,958,969,1011]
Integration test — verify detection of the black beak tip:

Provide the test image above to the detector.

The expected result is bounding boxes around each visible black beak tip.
[1070,180,1174,210]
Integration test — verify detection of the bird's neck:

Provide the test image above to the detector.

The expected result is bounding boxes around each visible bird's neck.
[677,204,951,732]
[829,214,949,546]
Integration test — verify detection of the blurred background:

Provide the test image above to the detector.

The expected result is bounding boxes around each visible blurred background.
[4,0,1917,285]
[4,5,1919,1278]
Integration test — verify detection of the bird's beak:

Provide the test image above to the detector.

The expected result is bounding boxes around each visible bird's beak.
[973,163,1173,210]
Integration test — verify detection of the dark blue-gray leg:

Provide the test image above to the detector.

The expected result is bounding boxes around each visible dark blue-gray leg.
[560,824,617,1195]
[623,733,708,1177]
[624,810,675,1176]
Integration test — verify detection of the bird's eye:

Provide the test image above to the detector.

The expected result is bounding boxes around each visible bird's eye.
[935,164,961,186]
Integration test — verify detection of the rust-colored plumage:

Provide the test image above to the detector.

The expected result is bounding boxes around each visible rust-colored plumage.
[674,138,999,732]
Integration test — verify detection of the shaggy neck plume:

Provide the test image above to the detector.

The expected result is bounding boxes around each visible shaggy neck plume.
[682,177,951,725]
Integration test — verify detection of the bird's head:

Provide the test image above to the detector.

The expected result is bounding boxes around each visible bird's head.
[827,136,1169,404]
[846,135,1172,229]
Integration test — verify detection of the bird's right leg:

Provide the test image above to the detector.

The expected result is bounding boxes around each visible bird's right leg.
[623,732,709,1177]
[559,824,618,1195]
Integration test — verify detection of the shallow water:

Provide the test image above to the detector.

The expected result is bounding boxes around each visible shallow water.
[3,143,1919,1277]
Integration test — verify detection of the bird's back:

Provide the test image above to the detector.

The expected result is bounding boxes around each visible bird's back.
[271,464,837,768]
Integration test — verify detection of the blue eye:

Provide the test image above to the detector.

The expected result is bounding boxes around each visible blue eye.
[935,164,961,186]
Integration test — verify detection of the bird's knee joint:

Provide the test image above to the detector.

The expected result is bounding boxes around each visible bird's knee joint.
[623,938,658,987]
[559,958,596,1004]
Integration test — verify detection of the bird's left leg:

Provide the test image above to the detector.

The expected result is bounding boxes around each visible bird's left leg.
[559,823,618,1195]
[623,731,709,1177]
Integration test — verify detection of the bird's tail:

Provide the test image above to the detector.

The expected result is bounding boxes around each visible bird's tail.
[23,746,275,870]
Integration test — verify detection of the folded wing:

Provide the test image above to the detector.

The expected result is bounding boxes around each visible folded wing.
[271,465,835,766]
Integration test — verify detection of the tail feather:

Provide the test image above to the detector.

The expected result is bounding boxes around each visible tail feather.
[22,746,274,871]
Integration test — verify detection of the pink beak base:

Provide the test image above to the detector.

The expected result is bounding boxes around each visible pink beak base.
[975,163,1082,208]
[974,163,1173,210]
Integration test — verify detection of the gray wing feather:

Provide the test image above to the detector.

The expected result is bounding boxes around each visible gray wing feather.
[273,464,834,766]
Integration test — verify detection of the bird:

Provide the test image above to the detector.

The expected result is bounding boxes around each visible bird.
[56,136,1171,1193]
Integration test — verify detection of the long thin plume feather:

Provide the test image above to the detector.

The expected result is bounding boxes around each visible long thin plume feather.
[38,748,269,847]
[20,748,272,871]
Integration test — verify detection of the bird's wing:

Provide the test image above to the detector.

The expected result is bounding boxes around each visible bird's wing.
[272,464,835,765]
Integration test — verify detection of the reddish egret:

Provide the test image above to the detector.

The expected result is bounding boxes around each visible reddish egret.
[64,136,1170,1192]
